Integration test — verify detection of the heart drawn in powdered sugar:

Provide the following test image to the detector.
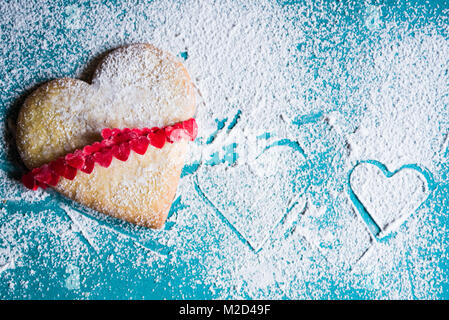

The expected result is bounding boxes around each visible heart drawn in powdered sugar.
[349,161,431,238]
[16,44,197,228]
[195,125,309,251]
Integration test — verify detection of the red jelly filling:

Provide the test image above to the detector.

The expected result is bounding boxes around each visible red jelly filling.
[22,118,198,190]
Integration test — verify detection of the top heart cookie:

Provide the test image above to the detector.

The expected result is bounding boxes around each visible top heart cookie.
[16,43,197,228]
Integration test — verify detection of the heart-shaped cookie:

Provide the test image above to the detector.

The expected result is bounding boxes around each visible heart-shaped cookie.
[16,44,196,228]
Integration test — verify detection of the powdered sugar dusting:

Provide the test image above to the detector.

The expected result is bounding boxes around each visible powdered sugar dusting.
[1,0,448,299]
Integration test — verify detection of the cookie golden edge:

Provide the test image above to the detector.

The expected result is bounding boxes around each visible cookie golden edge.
[16,44,197,229]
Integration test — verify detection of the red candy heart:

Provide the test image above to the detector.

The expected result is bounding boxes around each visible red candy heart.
[47,172,60,187]
[22,172,37,190]
[183,118,198,141]
[130,136,150,155]
[63,166,77,180]
[33,165,53,184]
[101,128,113,139]
[65,150,85,169]
[93,149,113,168]
[80,156,95,174]
[148,129,166,149]
[167,128,188,142]
[50,157,68,176]
[112,142,131,161]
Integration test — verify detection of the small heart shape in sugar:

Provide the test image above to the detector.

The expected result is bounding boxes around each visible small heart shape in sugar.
[350,162,430,237]
[16,44,197,228]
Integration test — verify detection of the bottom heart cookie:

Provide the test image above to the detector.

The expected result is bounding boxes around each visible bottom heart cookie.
[16,44,197,228]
